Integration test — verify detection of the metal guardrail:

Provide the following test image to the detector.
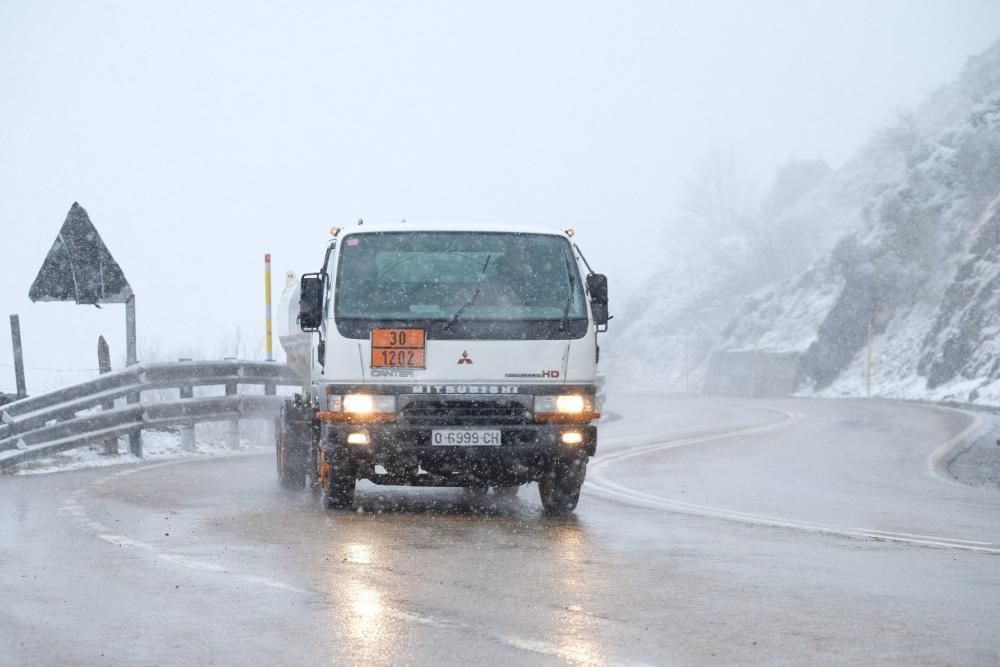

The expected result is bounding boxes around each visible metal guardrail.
[0,360,301,471]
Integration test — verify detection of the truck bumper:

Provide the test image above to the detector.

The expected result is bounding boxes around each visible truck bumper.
[322,423,597,487]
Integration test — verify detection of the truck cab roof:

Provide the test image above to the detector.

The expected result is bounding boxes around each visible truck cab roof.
[338,222,572,238]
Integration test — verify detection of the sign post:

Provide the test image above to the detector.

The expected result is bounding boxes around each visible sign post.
[125,295,140,456]
[126,295,137,366]
[263,254,276,446]
[265,254,273,363]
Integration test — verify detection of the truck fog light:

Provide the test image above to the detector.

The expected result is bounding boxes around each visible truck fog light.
[347,431,371,446]
[561,431,584,445]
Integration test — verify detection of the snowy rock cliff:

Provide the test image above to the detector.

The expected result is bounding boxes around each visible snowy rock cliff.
[609,39,1000,405]
[723,49,1000,404]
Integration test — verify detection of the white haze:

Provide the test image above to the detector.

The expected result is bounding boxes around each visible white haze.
[1,1,999,392]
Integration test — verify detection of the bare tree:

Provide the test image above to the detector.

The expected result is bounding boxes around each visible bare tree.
[677,147,758,240]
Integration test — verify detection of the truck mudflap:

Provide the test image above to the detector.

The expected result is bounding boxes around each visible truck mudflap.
[276,399,319,489]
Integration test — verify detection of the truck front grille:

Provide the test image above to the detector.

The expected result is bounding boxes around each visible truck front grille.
[399,398,533,427]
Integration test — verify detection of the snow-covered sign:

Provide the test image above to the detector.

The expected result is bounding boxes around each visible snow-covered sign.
[29,202,133,305]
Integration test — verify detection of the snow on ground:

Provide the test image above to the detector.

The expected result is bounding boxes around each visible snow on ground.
[14,429,270,476]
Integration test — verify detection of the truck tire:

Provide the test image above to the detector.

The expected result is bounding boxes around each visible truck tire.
[323,451,357,510]
[538,458,587,515]
[276,402,313,490]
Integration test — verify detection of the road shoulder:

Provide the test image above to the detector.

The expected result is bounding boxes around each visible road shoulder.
[945,411,1000,490]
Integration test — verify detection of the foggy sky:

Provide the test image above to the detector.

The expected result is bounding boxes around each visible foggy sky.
[2,1,999,392]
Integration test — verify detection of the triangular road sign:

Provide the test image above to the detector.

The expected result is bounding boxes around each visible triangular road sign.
[29,203,133,305]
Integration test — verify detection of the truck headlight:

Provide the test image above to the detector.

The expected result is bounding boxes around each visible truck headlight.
[534,394,589,414]
[556,395,586,413]
[343,393,395,415]
[533,394,598,423]
[318,393,396,423]
[343,394,373,414]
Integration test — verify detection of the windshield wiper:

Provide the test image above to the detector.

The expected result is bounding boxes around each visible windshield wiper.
[559,252,576,332]
[443,254,492,330]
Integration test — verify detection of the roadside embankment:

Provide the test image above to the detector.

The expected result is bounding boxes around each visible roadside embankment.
[942,405,1000,490]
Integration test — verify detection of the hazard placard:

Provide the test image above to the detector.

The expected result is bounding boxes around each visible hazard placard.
[371,328,426,368]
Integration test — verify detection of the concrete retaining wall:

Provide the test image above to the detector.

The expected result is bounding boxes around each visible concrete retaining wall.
[702,350,800,397]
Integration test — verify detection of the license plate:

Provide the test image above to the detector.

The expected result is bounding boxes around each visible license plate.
[431,429,502,447]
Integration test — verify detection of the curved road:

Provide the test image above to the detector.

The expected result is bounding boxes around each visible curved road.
[2,395,998,665]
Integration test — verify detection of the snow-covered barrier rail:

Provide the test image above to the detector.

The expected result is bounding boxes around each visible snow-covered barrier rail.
[0,360,301,471]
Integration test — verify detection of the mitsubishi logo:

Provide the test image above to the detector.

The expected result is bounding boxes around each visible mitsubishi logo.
[457,351,473,365]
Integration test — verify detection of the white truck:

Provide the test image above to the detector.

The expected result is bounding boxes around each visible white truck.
[276,223,609,514]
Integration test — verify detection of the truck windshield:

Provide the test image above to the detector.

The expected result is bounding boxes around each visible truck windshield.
[334,232,586,322]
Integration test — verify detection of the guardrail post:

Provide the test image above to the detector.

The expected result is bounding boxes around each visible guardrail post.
[178,358,196,452]
[127,388,142,457]
[98,336,117,456]
[225,380,240,449]
[128,416,142,457]
[9,315,27,399]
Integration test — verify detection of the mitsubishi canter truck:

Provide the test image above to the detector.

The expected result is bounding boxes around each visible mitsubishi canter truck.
[275,223,609,514]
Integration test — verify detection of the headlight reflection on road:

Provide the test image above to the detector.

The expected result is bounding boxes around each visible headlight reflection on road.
[550,525,607,666]
[344,581,394,658]
[553,593,607,666]
[555,637,606,667]
[329,578,400,662]
[345,542,372,565]
[352,586,382,619]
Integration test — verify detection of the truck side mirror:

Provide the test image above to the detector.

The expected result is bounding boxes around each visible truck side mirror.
[298,273,325,332]
[586,273,609,326]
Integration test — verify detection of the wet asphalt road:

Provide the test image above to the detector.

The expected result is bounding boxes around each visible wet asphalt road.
[1,395,999,665]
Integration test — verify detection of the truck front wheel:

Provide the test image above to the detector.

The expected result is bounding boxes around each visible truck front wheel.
[538,457,587,515]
